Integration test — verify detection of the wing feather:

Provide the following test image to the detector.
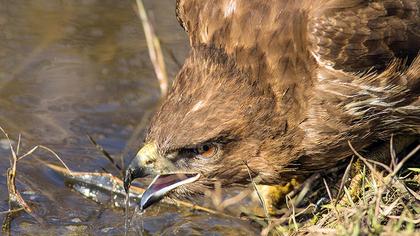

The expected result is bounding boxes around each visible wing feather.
[309,0,420,72]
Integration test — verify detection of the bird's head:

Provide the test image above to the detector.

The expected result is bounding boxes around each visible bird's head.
[124,45,296,210]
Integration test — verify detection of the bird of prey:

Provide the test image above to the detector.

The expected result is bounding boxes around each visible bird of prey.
[124,0,420,211]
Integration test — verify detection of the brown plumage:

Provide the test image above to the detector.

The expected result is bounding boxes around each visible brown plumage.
[125,0,420,207]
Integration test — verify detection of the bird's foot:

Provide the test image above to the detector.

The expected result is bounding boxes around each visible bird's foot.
[250,179,301,216]
[337,158,364,206]
[337,136,417,206]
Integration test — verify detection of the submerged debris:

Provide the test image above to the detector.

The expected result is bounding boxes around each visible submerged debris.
[46,163,227,217]
[0,128,39,233]
[47,164,142,208]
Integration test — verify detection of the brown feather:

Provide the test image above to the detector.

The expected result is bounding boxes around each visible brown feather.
[144,0,420,198]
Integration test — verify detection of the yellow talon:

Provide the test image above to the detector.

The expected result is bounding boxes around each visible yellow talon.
[252,178,301,216]
[338,159,364,206]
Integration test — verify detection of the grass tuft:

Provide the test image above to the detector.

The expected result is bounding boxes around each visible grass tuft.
[262,141,420,235]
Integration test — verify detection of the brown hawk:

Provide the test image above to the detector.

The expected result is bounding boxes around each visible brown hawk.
[124,0,420,210]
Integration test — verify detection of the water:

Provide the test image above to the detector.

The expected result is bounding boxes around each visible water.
[125,192,130,236]
[0,0,259,234]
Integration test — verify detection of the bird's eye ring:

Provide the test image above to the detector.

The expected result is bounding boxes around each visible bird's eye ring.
[196,144,218,158]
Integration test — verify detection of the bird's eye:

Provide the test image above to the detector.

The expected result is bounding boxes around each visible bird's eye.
[196,144,218,158]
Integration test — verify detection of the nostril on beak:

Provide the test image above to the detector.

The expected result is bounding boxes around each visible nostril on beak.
[124,142,158,193]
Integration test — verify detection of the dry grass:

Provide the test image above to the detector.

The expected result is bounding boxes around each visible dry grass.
[0,127,73,233]
[257,142,420,236]
[2,123,418,235]
[135,0,169,97]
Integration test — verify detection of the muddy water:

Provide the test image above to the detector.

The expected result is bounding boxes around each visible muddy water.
[0,0,258,235]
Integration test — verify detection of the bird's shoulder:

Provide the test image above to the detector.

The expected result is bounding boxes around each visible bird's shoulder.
[177,0,420,73]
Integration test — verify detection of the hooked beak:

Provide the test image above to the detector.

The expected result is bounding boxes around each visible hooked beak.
[123,142,200,211]
[123,142,158,193]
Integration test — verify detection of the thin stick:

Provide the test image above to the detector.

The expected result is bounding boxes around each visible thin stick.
[0,127,38,232]
[343,186,355,207]
[386,215,420,224]
[38,145,73,175]
[361,165,367,204]
[335,155,354,206]
[390,134,396,170]
[286,195,298,231]
[323,178,333,203]
[15,144,73,176]
[323,178,340,220]
[347,141,392,173]
[0,208,24,215]
[287,173,319,204]
[391,144,420,177]
[16,134,21,156]
[244,161,271,221]
[47,163,232,219]
[17,146,39,161]
[87,135,122,175]
[135,0,169,97]
[363,159,393,174]
[295,203,316,217]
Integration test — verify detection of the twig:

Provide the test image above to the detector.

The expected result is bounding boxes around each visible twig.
[14,144,73,176]
[135,0,169,97]
[323,178,333,203]
[87,135,122,175]
[46,163,232,218]
[295,203,316,217]
[287,173,319,206]
[39,145,73,174]
[244,161,271,221]
[16,134,21,156]
[391,144,420,177]
[286,195,298,231]
[0,127,37,232]
[323,178,340,220]
[348,142,393,173]
[404,185,420,201]
[335,155,354,206]
[361,165,367,204]
[343,186,355,207]
[390,134,396,170]
[386,215,420,224]
[16,146,38,161]
[0,208,24,215]
[174,201,231,217]
[0,126,17,162]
